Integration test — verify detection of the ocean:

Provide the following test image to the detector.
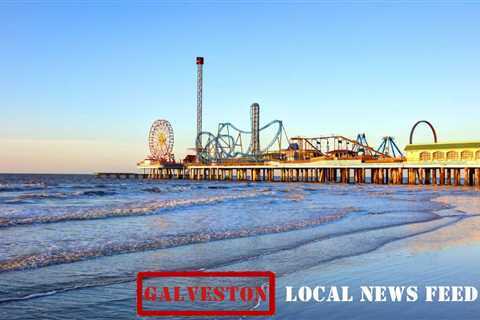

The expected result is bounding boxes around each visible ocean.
[0,174,479,319]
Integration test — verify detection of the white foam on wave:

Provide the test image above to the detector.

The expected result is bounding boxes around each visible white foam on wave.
[0,190,273,227]
[0,206,354,273]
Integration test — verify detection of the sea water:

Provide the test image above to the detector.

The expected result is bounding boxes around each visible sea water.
[0,174,479,319]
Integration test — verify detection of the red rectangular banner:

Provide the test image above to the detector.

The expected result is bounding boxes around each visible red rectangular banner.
[137,271,276,317]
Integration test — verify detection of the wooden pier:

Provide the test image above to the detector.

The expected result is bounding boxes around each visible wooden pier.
[96,172,146,179]
[127,160,480,187]
[107,140,480,187]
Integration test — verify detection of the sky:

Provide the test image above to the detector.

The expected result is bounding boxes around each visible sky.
[1,1,479,173]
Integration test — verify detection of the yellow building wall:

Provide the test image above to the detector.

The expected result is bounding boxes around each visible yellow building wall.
[405,143,480,164]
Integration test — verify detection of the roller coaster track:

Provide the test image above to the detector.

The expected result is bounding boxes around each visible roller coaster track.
[196,120,289,163]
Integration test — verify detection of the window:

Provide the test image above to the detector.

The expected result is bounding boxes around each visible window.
[419,152,431,161]
[476,150,480,160]
[432,151,444,160]
[446,151,458,161]
[461,150,473,160]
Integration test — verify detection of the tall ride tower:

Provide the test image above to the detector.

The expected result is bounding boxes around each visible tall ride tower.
[196,57,204,160]
[250,103,260,158]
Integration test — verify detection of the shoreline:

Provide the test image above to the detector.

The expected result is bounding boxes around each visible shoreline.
[275,193,480,319]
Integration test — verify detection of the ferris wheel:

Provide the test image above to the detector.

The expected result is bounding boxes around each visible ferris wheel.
[148,119,174,161]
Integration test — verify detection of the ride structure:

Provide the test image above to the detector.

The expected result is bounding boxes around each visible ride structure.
[288,134,404,162]
[377,136,403,158]
[136,118,183,173]
[125,58,480,187]
[147,119,175,162]
[190,56,405,164]
[196,57,204,160]
[196,103,289,164]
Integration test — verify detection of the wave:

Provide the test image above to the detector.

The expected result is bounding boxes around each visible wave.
[0,290,58,303]
[0,207,353,273]
[237,216,463,279]
[0,186,45,193]
[2,189,117,204]
[142,185,193,193]
[0,190,272,228]
[4,193,69,205]
[0,210,456,304]
[80,190,116,197]
[142,187,163,193]
[0,187,33,193]
[0,182,47,191]
[0,274,134,304]
[63,184,108,189]
[13,193,70,201]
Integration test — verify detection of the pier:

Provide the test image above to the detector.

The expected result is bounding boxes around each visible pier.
[131,135,480,187]
[117,58,480,189]
[133,160,480,187]
[96,172,146,179]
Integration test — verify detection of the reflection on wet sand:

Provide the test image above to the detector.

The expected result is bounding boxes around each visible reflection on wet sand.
[405,195,480,254]
[435,195,480,216]
[150,216,171,230]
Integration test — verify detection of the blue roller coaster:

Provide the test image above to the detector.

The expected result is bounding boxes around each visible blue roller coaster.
[196,104,289,163]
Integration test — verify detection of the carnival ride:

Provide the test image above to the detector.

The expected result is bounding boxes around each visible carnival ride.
[288,133,404,161]
[190,56,405,164]
[141,58,408,166]
[195,113,404,164]
[196,104,289,163]
[148,119,174,162]
[377,136,404,158]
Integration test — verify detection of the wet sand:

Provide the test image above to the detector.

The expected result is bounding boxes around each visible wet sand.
[275,194,480,319]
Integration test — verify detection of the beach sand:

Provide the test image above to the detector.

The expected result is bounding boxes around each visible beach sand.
[275,194,480,319]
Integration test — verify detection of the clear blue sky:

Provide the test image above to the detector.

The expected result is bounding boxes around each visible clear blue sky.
[1,2,479,173]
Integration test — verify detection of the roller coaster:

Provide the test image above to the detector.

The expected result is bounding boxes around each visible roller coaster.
[289,134,403,161]
[190,58,405,164]
[195,104,404,164]
[196,119,289,163]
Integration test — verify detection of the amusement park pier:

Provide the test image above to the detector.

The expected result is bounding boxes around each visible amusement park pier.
[100,57,480,187]
[131,150,480,187]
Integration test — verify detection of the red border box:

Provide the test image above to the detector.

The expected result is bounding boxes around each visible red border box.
[137,271,276,317]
